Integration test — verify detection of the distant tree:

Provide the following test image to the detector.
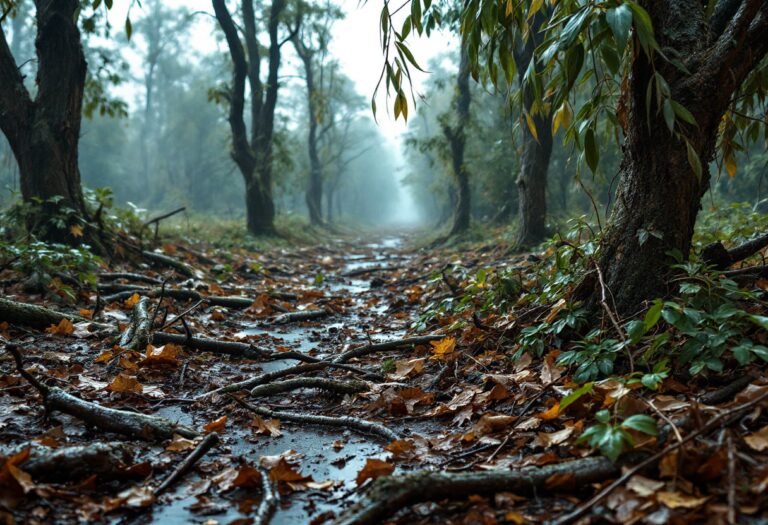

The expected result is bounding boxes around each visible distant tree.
[212,0,299,235]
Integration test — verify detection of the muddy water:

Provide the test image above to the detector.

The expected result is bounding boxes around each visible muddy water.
[152,236,412,524]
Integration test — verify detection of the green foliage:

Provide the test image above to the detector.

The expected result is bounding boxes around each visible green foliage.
[578,410,657,462]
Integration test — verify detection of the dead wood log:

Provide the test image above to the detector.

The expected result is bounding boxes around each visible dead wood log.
[331,456,618,525]
[249,378,370,398]
[334,335,444,363]
[5,344,199,441]
[155,433,219,496]
[230,395,400,442]
[271,308,329,325]
[701,231,768,269]
[0,297,112,331]
[151,332,269,359]
[119,297,152,351]
[9,442,134,482]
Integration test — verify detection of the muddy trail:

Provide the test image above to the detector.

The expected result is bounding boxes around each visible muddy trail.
[3,233,768,525]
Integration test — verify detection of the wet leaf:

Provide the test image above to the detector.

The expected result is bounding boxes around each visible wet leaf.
[251,416,282,437]
[204,416,228,434]
[124,293,141,308]
[356,459,394,486]
[744,425,768,452]
[106,373,143,394]
[46,318,74,336]
[656,491,708,509]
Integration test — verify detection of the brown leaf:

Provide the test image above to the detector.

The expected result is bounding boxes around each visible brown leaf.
[531,427,574,448]
[46,318,74,336]
[539,403,560,420]
[142,344,180,367]
[69,224,84,238]
[430,337,456,360]
[251,416,282,437]
[355,459,394,486]
[204,416,227,434]
[627,475,665,497]
[124,293,141,308]
[656,491,708,509]
[106,373,143,394]
[744,425,768,452]
[166,434,197,452]
[232,465,263,489]
[268,458,312,486]
[391,358,425,380]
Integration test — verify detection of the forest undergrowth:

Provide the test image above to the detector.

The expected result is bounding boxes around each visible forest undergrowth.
[1,201,767,524]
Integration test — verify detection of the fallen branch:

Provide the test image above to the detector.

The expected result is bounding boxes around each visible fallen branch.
[9,442,134,482]
[230,395,400,443]
[155,433,219,496]
[100,286,259,309]
[331,456,617,525]
[334,335,444,363]
[140,250,197,278]
[152,332,269,359]
[342,266,396,278]
[702,231,768,269]
[99,272,164,285]
[5,344,199,441]
[272,308,329,325]
[0,297,112,331]
[255,465,279,525]
[119,297,152,351]
[249,377,370,398]
[197,362,330,399]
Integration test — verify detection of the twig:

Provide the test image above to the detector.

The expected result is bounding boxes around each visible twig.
[552,387,768,525]
[593,261,631,373]
[255,465,279,525]
[229,395,400,442]
[727,432,736,525]
[155,433,219,496]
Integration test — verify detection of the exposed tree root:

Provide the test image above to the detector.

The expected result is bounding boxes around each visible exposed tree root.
[151,332,269,359]
[197,362,332,399]
[331,456,618,525]
[334,335,444,363]
[119,297,152,351]
[249,377,370,398]
[155,433,219,496]
[5,344,199,441]
[272,308,329,325]
[9,441,134,482]
[0,297,112,331]
[230,395,400,442]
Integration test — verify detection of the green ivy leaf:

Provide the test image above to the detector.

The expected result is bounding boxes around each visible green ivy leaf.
[621,414,658,436]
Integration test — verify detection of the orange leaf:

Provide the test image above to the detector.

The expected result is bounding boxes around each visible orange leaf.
[166,434,197,452]
[124,293,141,308]
[204,415,227,434]
[430,337,456,360]
[539,402,560,420]
[232,465,263,489]
[106,373,143,394]
[79,309,93,318]
[251,416,282,437]
[46,318,74,336]
[355,459,394,486]
[69,224,84,238]
[268,458,311,483]
[142,344,180,367]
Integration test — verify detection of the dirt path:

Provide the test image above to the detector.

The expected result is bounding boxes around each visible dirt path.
[0,233,452,524]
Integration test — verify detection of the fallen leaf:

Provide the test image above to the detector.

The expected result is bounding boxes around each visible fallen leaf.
[204,416,227,434]
[46,319,74,336]
[124,293,141,308]
[231,465,263,489]
[744,425,768,452]
[69,224,84,238]
[627,475,665,497]
[106,373,143,394]
[142,344,180,367]
[531,427,574,448]
[356,459,394,486]
[392,358,425,380]
[251,416,282,437]
[656,491,708,509]
[79,309,93,318]
[539,403,560,420]
[430,337,457,360]
[166,434,197,452]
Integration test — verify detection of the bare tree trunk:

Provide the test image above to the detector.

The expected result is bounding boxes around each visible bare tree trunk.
[0,0,88,243]
[443,37,471,236]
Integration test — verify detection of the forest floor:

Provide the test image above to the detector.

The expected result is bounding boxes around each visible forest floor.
[1,231,767,524]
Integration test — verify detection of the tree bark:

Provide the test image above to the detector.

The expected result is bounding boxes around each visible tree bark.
[0,0,88,242]
[443,37,471,236]
[212,0,288,236]
[588,0,768,315]
[513,12,553,249]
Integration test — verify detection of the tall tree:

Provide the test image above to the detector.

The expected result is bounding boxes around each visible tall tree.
[0,0,88,241]
[292,2,340,226]
[212,0,297,235]
[386,0,768,314]
[512,12,553,248]
[441,36,472,236]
